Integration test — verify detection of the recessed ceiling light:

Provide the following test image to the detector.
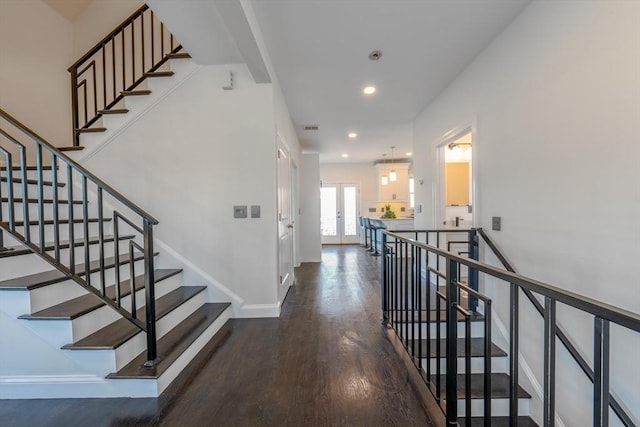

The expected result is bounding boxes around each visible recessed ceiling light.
[363,86,376,95]
[406,152,413,156]
[341,153,349,158]
[348,132,357,139]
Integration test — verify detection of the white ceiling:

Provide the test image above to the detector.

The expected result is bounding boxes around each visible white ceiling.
[250,0,531,163]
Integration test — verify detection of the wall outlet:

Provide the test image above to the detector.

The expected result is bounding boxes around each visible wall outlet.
[251,205,260,218]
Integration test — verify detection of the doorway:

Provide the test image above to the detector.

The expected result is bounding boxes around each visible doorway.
[437,129,474,228]
[277,136,294,302]
[320,182,360,244]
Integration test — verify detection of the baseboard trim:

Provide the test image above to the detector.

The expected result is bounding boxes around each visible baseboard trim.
[238,303,280,318]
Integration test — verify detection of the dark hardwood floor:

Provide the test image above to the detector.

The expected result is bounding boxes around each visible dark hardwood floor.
[0,245,439,427]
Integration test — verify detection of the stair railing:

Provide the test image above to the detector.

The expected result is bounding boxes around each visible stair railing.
[0,108,159,367]
[68,4,183,147]
[476,228,636,426]
[381,229,640,427]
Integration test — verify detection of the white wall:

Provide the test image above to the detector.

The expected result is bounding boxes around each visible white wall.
[413,1,640,424]
[72,0,144,58]
[0,0,73,147]
[82,64,281,318]
[300,153,321,262]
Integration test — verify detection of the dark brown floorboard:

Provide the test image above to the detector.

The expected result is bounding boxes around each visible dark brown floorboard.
[0,246,439,427]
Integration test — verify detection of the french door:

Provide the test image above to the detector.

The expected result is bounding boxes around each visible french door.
[321,183,360,244]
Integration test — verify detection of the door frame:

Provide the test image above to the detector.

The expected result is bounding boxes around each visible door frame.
[320,181,361,245]
[435,123,478,228]
[276,133,294,303]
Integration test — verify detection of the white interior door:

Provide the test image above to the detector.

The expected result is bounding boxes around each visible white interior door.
[277,140,294,301]
[321,183,360,244]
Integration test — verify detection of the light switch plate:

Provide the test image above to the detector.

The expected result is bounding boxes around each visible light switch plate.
[492,216,501,231]
[251,205,260,218]
[234,205,247,218]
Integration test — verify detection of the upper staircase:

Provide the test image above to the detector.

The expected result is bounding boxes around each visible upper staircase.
[0,5,230,399]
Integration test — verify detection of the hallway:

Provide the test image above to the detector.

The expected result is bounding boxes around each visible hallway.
[0,246,437,427]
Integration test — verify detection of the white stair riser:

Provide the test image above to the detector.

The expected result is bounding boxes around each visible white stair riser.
[0,238,132,271]
[69,273,182,341]
[114,290,207,371]
[0,254,52,281]
[3,221,110,243]
[457,397,530,417]
[0,307,232,399]
[156,307,231,395]
[25,258,148,313]
[2,202,87,222]
[66,290,207,376]
[423,356,509,374]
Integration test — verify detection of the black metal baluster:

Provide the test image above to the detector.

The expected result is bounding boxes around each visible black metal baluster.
[411,244,416,363]
[143,219,157,367]
[404,241,409,347]
[484,299,492,425]
[97,187,105,295]
[445,259,459,424]
[417,247,423,375]
[510,283,519,426]
[436,290,442,401]
[426,249,432,380]
[1,151,14,231]
[82,176,90,286]
[382,232,388,324]
[113,213,121,306]
[544,297,556,427]
[129,241,137,317]
[18,144,29,242]
[594,317,610,427]
[35,144,45,251]
[51,154,60,262]
[66,166,75,274]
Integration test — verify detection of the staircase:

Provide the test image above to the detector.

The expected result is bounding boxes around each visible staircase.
[382,229,640,426]
[0,110,231,398]
[0,6,236,399]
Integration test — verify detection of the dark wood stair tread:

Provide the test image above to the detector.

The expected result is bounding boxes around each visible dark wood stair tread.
[430,373,531,399]
[0,252,148,290]
[56,146,84,151]
[0,176,65,187]
[165,52,191,59]
[459,417,538,427]
[144,71,174,78]
[108,303,231,379]
[76,127,106,133]
[1,197,83,204]
[63,286,207,350]
[21,269,182,320]
[395,310,485,323]
[98,108,129,115]
[0,234,133,258]
[408,338,506,358]
[121,90,151,96]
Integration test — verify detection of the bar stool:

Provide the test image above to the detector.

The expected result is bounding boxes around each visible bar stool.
[369,219,387,256]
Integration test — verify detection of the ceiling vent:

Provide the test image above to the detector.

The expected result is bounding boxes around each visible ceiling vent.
[303,125,320,131]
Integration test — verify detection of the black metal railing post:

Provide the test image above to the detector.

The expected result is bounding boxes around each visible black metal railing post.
[445,258,459,425]
[382,232,388,324]
[468,228,479,312]
[143,219,157,367]
[594,317,610,426]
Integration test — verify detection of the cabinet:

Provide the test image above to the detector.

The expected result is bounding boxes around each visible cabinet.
[376,163,409,202]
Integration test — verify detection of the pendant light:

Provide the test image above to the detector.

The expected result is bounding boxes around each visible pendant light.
[389,146,397,182]
[381,154,389,185]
